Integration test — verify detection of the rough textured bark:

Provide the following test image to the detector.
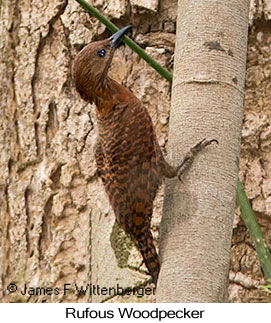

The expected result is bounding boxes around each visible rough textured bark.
[0,0,94,303]
[230,1,271,302]
[157,0,250,302]
[1,0,271,303]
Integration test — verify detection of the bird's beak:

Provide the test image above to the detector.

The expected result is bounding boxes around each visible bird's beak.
[109,25,132,48]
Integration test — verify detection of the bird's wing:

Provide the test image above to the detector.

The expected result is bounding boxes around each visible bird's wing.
[95,99,163,231]
[117,100,162,232]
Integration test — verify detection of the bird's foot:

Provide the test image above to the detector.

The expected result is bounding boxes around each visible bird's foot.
[177,138,218,181]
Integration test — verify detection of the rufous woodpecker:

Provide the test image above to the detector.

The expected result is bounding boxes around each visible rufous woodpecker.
[72,25,217,285]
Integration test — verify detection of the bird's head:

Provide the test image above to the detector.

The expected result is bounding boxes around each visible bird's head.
[72,25,131,102]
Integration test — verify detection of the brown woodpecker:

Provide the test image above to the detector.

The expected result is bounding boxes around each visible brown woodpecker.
[72,26,217,285]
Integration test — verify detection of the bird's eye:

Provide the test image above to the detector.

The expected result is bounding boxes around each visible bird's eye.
[97,48,106,57]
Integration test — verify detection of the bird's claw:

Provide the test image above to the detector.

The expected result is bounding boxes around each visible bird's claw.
[177,138,218,181]
[192,138,218,152]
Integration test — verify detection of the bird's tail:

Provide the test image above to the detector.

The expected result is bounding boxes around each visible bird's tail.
[136,230,160,285]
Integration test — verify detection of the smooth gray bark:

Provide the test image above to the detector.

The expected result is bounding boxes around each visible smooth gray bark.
[157,0,250,302]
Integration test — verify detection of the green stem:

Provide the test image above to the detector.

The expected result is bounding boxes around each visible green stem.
[75,0,172,82]
[75,0,271,281]
[75,0,119,33]
[236,180,271,279]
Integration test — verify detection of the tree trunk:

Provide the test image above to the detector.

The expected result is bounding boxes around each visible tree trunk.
[0,0,95,303]
[157,0,250,302]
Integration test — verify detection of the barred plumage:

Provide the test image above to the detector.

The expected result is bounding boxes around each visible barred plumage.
[72,26,217,285]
